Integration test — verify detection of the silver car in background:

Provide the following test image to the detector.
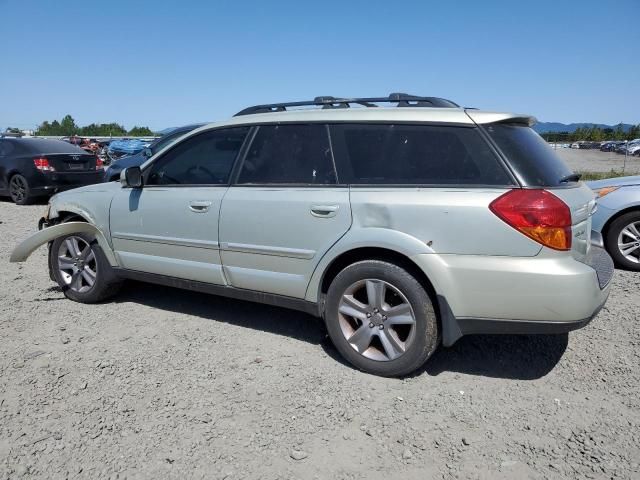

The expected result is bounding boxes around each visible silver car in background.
[590,176,640,270]
[11,94,613,376]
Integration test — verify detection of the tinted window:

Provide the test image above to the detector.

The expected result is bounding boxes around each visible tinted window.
[331,124,512,185]
[147,127,248,185]
[152,127,200,154]
[485,124,574,187]
[20,139,87,154]
[237,124,336,185]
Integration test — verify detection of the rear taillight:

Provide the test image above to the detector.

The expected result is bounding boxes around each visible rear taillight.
[489,189,572,251]
[95,156,104,170]
[33,157,55,172]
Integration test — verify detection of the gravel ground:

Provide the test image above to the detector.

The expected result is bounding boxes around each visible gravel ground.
[555,148,640,175]
[1,199,639,480]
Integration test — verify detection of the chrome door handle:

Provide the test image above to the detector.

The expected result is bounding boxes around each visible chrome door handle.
[310,204,339,218]
[189,201,212,213]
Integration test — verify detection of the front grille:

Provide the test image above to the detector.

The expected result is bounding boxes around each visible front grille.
[586,245,615,289]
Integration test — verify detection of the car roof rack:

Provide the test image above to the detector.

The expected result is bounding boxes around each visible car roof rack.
[234,93,459,116]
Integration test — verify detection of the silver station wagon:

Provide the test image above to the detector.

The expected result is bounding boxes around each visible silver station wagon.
[12,94,614,376]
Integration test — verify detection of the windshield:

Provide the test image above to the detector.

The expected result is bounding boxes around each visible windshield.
[484,123,575,187]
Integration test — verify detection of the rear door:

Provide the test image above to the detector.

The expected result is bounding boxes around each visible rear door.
[109,127,250,284]
[219,124,351,298]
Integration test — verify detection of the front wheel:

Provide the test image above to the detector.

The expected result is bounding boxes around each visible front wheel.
[605,211,640,271]
[324,260,439,377]
[50,233,123,302]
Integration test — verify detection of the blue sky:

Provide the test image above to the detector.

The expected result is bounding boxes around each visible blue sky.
[1,0,638,131]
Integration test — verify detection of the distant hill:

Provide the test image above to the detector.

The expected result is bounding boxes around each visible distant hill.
[533,122,634,133]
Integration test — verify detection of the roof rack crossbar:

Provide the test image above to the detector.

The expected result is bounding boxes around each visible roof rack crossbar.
[234,93,459,116]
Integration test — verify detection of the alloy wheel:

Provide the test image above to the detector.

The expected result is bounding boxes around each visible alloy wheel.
[617,221,640,264]
[57,236,98,293]
[9,175,27,203]
[338,279,417,361]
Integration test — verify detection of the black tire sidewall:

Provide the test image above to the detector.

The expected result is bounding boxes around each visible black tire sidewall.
[324,260,438,377]
[606,211,640,271]
[50,233,121,302]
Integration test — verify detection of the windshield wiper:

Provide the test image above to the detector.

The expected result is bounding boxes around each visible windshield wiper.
[559,173,582,184]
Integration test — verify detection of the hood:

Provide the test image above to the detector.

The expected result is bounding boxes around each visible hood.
[587,175,640,189]
[51,180,123,199]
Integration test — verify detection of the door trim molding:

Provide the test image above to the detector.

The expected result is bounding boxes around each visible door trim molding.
[112,232,219,250]
[221,242,315,259]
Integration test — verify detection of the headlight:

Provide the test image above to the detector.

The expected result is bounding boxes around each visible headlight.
[594,186,620,198]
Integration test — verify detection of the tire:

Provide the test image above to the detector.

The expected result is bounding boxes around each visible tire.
[605,211,640,271]
[50,233,123,302]
[9,174,33,205]
[324,260,439,377]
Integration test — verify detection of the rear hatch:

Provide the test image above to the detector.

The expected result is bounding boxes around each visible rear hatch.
[478,119,596,262]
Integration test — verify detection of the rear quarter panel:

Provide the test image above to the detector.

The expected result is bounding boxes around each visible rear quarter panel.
[305,187,543,302]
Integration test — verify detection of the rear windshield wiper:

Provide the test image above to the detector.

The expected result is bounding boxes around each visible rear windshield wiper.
[559,173,582,184]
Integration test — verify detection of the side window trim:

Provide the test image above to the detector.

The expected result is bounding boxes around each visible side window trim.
[231,124,341,187]
[330,123,517,188]
[142,127,252,187]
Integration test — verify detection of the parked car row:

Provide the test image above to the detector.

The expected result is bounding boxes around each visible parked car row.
[9,94,618,377]
[567,139,640,155]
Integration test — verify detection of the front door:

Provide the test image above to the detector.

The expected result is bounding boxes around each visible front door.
[109,127,250,284]
[219,124,351,298]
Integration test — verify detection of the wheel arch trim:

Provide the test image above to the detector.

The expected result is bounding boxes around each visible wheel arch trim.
[305,227,436,304]
[10,222,118,266]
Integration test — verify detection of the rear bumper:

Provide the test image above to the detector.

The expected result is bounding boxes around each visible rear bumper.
[412,244,613,346]
[29,171,104,195]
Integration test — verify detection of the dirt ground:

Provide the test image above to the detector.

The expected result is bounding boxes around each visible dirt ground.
[1,199,639,480]
[555,148,640,175]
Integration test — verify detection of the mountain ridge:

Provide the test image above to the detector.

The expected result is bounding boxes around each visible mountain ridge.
[533,122,635,133]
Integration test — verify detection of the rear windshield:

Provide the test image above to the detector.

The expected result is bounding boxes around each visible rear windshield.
[19,139,88,155]
[484,124,575,187]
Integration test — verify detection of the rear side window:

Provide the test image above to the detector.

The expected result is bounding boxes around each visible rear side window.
[330,124,512,186]
[484,124,574,187]
[237,124,336,185]
[147,127,249,185]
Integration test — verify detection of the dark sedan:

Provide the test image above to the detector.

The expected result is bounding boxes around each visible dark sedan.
[103,123,205,182]
[0,138,104,204]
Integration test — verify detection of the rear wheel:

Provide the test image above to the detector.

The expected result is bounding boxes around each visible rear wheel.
[9,174,32,205]
[50,233,123,302]
[324,260,439,377]
[605,211,640,271]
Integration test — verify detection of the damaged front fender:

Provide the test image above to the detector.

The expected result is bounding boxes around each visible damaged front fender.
[10,222,118,266]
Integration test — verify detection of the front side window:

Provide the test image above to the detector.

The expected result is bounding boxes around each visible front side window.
[330,124,513,186]
[147,127,249,185]
[151,129,193,154]
[237,124,336,185]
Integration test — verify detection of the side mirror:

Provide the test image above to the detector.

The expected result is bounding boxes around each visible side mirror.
[142,147,153,158]
[120,166,143,188]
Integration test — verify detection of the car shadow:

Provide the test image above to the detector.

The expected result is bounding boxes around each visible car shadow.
[0,197,49,205]
[420,333,568,380]
[114,281,326,345]
[114,281,568,381]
